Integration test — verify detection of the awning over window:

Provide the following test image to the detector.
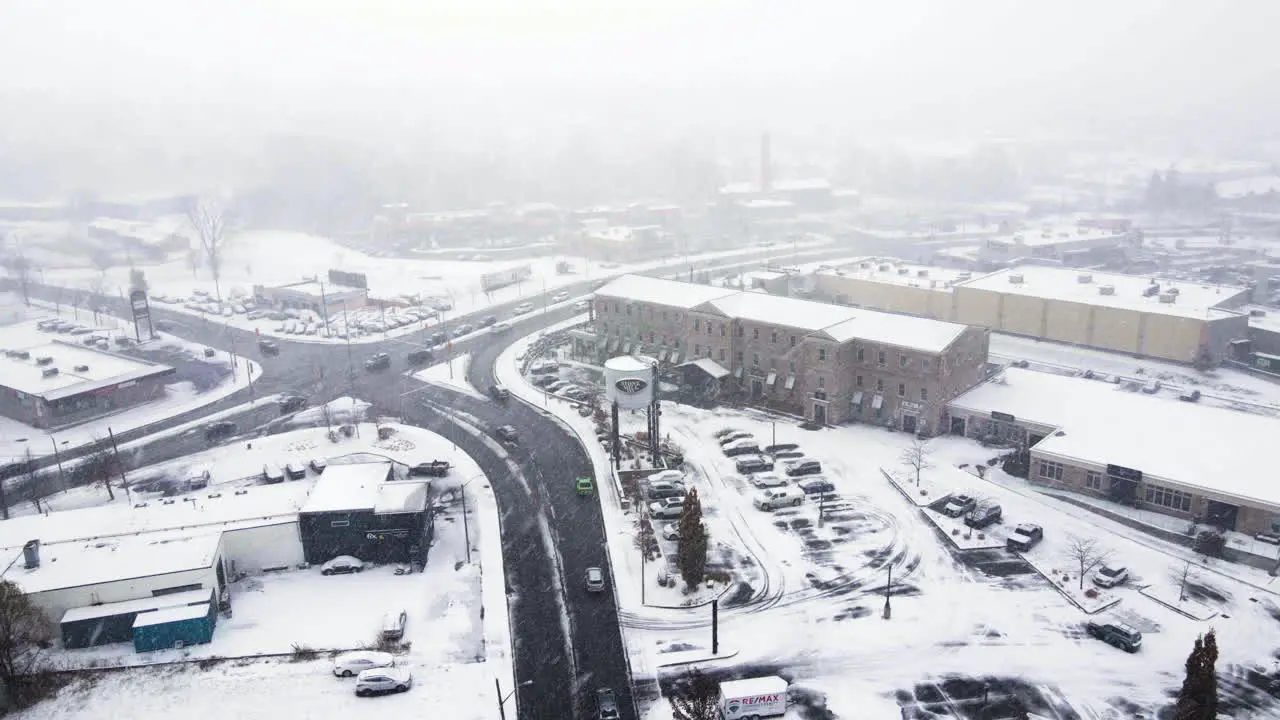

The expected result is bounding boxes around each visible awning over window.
[766,371,778,386]
[606,339,617,353]
[670,352,681,364]
[784,374,796,390]
[852,391,864,405]
[623,342,632,354]
[871,394,884,410]
[659,350,669,362]
[733,367,743,379]
[679,357,730,380]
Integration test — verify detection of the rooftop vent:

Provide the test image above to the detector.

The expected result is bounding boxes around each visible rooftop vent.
[897,267,910,275]
[234,489,249,496]
[957,272,973,280]
[1251,309,1267,317]
[859,262,871,269]
[1008,273,1025,285]
[1158,292,1177,304]
[1168,287,1180,295]
[877,264,890,272]
[41,367,59,378]
[22,539,39,570]
[1099,285,1116,296]
[1143,284,1161,297]
[161,499,176,505]
[35,356,51,365]
[917,269,929,278]
[73,364,88,372]
[1077,273,1093,284]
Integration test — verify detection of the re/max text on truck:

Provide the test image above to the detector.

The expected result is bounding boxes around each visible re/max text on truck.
[718,676,789,720]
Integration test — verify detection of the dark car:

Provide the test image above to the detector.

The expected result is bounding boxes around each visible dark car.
[409,461,451,478]
[964,504,1003,529]
[258,339,280,355]
[597,688,620,720]
[204,421,237,441]
[764,443,800,455]
[533,375,558,388]
[1086,621,1142,652]
[735,455,774,474]
[489,384,511,402]
[480,315,498,327]
[496,425,518,443]
[279,395,308,413]
[797,477,836,495]
[407,349,435,365]
[429,332,447,346]
[364,353,391,371]
[1006,523,1044,551]
[784,459,822,477]
[941,494,976,518]
[452,323,474,337]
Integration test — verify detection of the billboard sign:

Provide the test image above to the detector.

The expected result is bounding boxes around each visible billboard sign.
[1106,464,1143,483]
[480,264,533,293]
[328,269,369,290]
[604,355,655,410]
[129,289,155,342]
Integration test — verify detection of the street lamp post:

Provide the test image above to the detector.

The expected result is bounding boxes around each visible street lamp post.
[882,564,892,619]
[496,678,533,720]
[459,475,483,565]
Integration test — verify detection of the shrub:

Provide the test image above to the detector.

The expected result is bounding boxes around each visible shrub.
[977,533,985,540]
[290,643,318,662]
[1084,589,1098,599]
[951,529,959,536]
[919,489,928,497]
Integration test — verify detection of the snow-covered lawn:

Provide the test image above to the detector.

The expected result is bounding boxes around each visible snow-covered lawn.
[13,419,513,720]
[1139,585,1219,622]
[497,327,1280,718]
[919,508,1007,551]
[0,313,260,464]
[411,354,481,399]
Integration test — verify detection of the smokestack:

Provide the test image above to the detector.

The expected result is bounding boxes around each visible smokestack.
[760,132,772,192]
[22,539,40,569]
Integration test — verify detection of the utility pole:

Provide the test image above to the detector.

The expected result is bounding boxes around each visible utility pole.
[495,679,507,720]
[882,564,892,620]
[712,598,719,654]
[50,438,65,492]
[106,428,125,502]
[460,480,473,564]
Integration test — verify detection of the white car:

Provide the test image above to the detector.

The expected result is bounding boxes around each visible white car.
[649,497,685,519]
[333,650,394,677]
[552,291,570,302]
[753,486,805,511]
[355,666,413,696]
[749,472,788,489]
[1093,564,1129,588]
[489,321,512,334]
[512,302,534,315]
[661,522,681,541]
[381,609,408,640]
[320,555,365,575]
[573,300,591,311]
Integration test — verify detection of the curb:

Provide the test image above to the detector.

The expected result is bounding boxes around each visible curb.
[1138,586,1219,621]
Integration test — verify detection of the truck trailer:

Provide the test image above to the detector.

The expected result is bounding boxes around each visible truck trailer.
[718,676,788,719]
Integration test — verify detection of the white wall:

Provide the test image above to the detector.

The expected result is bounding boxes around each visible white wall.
[31,566,218,624]
[221,522,304,575]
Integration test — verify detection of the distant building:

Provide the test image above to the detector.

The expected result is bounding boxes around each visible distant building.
[571,224,673,263]
[254,276,370,317]
[979,224,1140,267]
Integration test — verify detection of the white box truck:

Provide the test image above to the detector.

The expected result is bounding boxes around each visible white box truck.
[718,676,788,719]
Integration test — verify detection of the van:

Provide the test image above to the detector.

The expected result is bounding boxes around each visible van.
[646,481,686,500]
[753,486,804,511]
[723,440,761,457]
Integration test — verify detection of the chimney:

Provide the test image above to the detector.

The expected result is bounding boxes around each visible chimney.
[22,539,40,569]
[760,132,772,192]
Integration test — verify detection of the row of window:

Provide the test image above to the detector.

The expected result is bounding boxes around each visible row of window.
[1145,484,1193,512]
[854,375,928,401]
[1038,460,1064,482]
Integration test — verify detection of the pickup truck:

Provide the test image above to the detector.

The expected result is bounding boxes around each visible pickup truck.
[409,461,451,478]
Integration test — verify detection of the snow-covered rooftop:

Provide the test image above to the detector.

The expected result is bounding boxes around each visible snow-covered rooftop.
[949,368,1280,510]
[1216,175,1280,199]
[2,532,222,594]
[956,265,1247,319]
[274,279,368,298]
[595,274,737,310]
[821,311,968,352]
[718,182,759,196]
[1244,305,1280,334]
[773,178,832,192]
[737,199,795,209]
[132,602,210,628]
[818,258,974,289]
[301,462,428,515]
[61,588,212,624]
[987,224,1128,248]
[0,340,173,401]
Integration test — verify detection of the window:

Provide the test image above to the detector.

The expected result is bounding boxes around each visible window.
[647,307,654,319]
[1086,471,1102,490]
[771,330,778,343]
[153,583,203,597]
[856,375,863,388]
[662,311,668,321]
[694,319,701,331]
[788,360,796,372]
[736,351,743,364]
[856,347,865,362]
[625,305,632,316]
[790,335,797,347]
[919,388,928,401]
[1145,484,1192,512]
[331,519,351,528]
[877,350,886,366]
[752,353,760,367]
[922,357,933,372]
[769,357,777,369]
[602,323,608,333]
[648,332,655,343]
[695,344,702,355]
[897,383,906,397]
[720,324,726,337]
[899,354,909,369]
[1038,460,1064,481]
[753,328,760,340]
[719,349,726,361]
[818,376,826,389]
[818,348,827,361]
[876,378,884,392]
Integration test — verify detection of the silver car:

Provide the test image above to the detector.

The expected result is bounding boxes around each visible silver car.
[355,666,413,696]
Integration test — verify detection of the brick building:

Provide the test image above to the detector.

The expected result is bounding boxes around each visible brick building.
[594,275,989,433]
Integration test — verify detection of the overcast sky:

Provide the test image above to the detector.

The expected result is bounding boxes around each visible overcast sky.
[2,0,1279,150]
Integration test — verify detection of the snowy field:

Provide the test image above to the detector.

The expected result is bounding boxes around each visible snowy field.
[0,310,259,464]
[41,227,836,345]
[412,353,481,399]
[497,329,1280,718]
[13,420,513,720]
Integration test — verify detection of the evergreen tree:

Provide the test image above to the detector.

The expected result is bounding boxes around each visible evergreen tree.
[676,488,708,588]
[1175,630,1219,719]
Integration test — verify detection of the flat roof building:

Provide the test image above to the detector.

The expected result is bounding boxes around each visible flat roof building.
[0,339,175,429]
[947,367,1280,536]
[569,224,672,263]
[254,278,369,317]
[297,462,433,565]
[594,274,989,434]
[979,223,1139,266]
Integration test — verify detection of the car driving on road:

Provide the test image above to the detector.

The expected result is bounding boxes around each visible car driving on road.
[364,353,391,371]
[1085,620,1142,652]
[585,567,606,593]
[496,425,519,444]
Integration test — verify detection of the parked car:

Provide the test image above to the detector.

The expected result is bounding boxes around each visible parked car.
[279,395,308,413]
[1006,523,1044,551]
[204,421,237,441]
[1093,565,1130,588]
[753,486,805,511]
[772,449,805,459]
[496,425,519,444]
[429,331,447,346]
[310,458,327,474]
[718,431,753,447]
[585,567,606,593]
[941,494,976,518]
[597,688,620,720]
[649,496,685,519]
[409,460,451,477]
[262,465,285,484]
[321,556,365,575]
[645,480,686,500]
[364,353,391,371]
[660,522,681,541]
[964,504,1003,529]
[333,650,394,677]
[722,440,762,457]
[735,454,775,474]
[285,462,307,480]
[764,443,800,455]
[258,339,280,355]
[355,666,413,696]
[645,470,685,486]
[381,610,408,641]
[512,302,534,315]
[797,478,836,496]
[530,360,559,375]
[407,349,435,365]
[1085,620,1142,652]
[749,473,789,489]
[783,459,822,477]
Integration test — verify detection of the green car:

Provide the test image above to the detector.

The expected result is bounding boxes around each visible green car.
[575,477,595,495]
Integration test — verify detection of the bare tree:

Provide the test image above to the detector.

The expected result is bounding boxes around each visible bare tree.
[185,197,229,303]
[1,254,32,306]
[1064,535,1111,590]
[899,437,934,486]
[320,400,334,433]
[20,449,51,515]
[76,441,117,502]
[670,669,719,720]
[1172,560,1193,602]
[0,580,54,703]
